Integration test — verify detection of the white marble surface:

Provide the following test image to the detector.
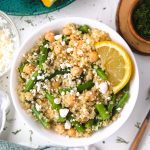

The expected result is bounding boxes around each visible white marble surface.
[0,0,150,149]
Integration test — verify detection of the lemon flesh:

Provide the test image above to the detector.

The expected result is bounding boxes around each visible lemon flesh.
[95,41,132,94]
[41,0,55,7]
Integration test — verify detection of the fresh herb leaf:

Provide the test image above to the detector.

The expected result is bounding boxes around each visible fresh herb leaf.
[12,129,21,135]
[116,137,129,144]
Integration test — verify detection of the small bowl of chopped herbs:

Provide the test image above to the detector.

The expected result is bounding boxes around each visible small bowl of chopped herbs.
[128,0,150,44]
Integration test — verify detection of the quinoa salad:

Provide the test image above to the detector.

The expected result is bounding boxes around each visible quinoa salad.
[17,23,130,137]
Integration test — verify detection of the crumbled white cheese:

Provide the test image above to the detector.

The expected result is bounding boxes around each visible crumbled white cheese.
[44,43,49,48]
[61,91,65,96]
[54,34,62,40]
[37,74,45,80]
[64,120,71,129]
[66,47,73,53]
[36,82,41,92]
[38,70,42,74]
[35,103,41,111]
[60,63,66,69]
[61,41,65,46]
[31,89,36,96]
[54,98,61,104]
[59,108,69,118]
[31,77,35,80]
[77,50,83,56]
[33,52,37,56]
[99,82,108,94]
[116,107,121,112]
[86,39,90,44]
[76,92,80,96]
[74,42,78,47]
[60,62,72,69]
[43,84,48,90]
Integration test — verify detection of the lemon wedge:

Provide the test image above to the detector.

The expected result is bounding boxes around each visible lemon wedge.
[95,41,132,94]
[41,0,56,7]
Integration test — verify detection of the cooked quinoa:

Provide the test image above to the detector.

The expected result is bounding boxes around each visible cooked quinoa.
[17,23,129,137]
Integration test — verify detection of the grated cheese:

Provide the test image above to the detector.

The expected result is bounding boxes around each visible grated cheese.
[0,16,16,76]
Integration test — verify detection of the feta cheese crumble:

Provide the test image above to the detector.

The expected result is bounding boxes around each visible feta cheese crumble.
[54,98,61,104]
[54,34,62,40]
[64,120,71,129]
[66,47,73,53]
[99,82,108,94]
[59,108,69,118]
[35,103,41,111]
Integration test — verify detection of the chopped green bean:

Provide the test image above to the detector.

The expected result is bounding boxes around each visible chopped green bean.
[73,121,85,133]
[116,92,129,109]
[59,87,72,94]
[46,68,70,80]
[57,116,66,123]
[24,71,39,92]
[68,115,85,132]
[45,92,61,110]
[96,103,110,120]
[32,107,50,128]
[62,35,70,45]
[77,80,94,93]
[93,65,107,80]
[18,63,25,73]
[78,25,90,33]
[85,119,94,129]
[38,43,49,69]
[108,95,116,112]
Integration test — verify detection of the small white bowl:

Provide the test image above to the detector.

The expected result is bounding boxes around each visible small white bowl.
[0,11,20,77]
[10,17,139,147]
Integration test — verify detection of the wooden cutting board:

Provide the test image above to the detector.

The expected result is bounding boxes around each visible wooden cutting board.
[116,0,150,54]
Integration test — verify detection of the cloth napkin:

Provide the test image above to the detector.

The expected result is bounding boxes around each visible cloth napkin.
[0,140,68,150]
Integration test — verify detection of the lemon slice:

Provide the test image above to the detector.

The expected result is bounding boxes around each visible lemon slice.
[41,0,56,7]
[95,41,132,94]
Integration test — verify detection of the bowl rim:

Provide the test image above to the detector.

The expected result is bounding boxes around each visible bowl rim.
[128,0,150,44]
[10,17,139,147]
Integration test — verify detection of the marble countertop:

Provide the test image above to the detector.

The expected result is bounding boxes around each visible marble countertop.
[0,0,150,149]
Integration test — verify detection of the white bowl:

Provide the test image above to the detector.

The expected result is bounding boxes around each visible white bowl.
[10,17,139,147]
[0,11,20,77]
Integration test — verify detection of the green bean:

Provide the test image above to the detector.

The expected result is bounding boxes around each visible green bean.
[59,87,72,94]
[62,35,70,45]
[38,44,49,69]
[72,121,85,133]
[45,92,61,110]
[96,103,110,120]
[77,80,94,93]
[78,25,90,33]
[18,63,25,73]
[45,92,69,123]
[116,92,129,109]
[68,115,85,133]
[85,119,94,129]
[93,65,107,80]
[108,95,117,112]
[46,68,70,80]
[32,107,50,128]
[24,71,39,92]
[57,116,66,123]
